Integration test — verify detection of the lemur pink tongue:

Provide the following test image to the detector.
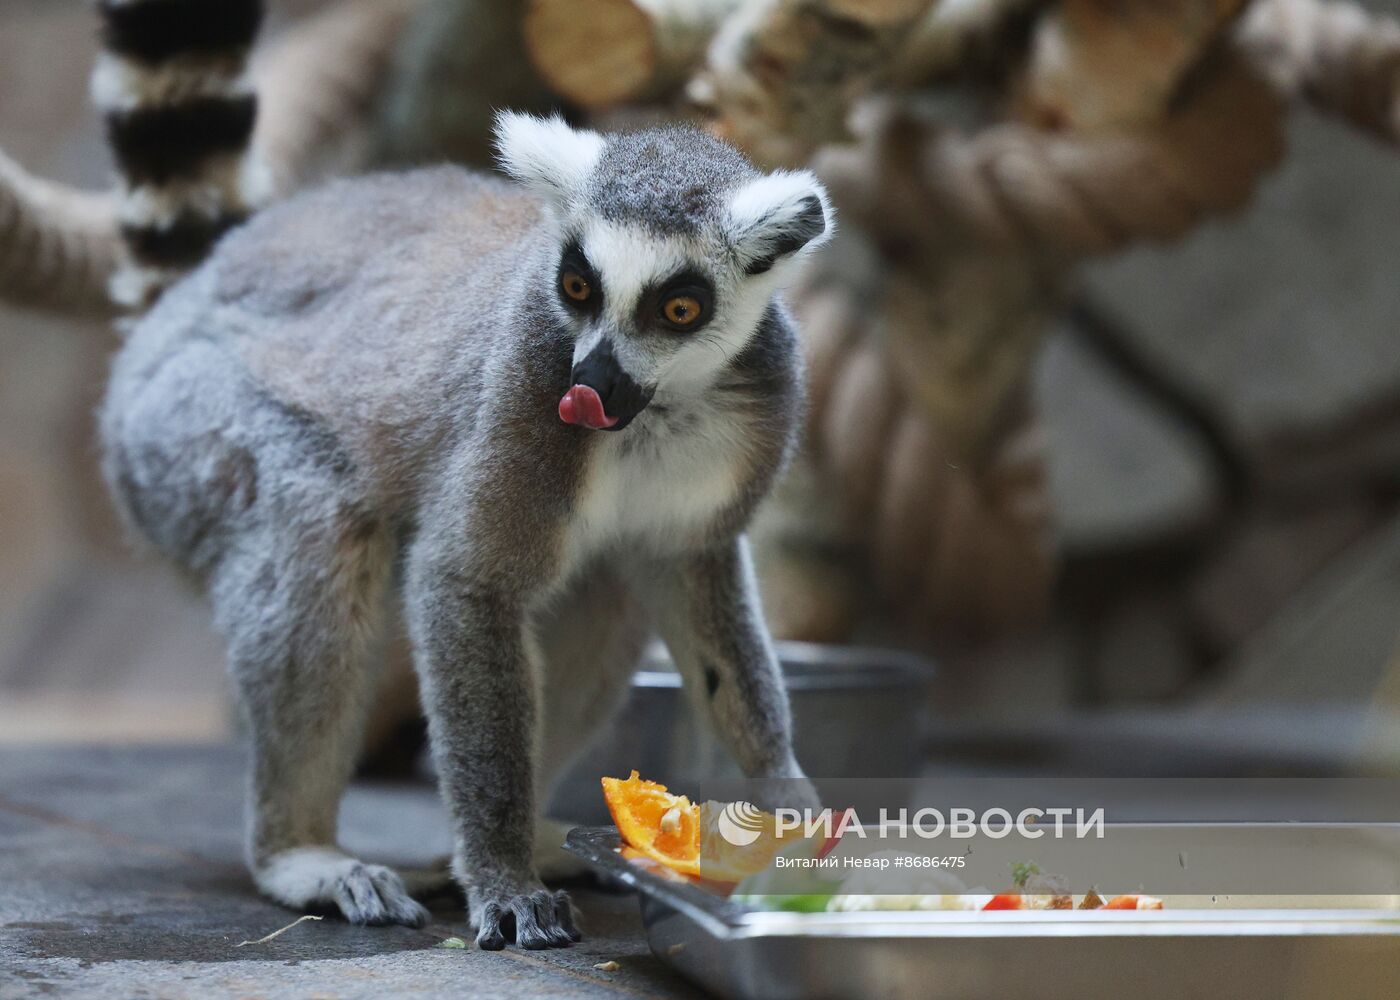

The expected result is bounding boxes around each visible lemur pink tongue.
[558,385,619,430]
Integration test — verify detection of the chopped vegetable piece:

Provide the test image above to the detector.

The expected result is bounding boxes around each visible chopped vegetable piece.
[1023,872,1072,909]
[593,960,621,972]
[1106,894,1164,910]
[1010,861,1042,888]
[983,893,1024,910]
[1080,888,1106,910]
[747,893,837,913]
[816,808,854,859]
[439,937,468,949]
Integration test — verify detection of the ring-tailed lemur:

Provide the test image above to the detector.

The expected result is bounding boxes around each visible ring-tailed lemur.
[95,0,829,949]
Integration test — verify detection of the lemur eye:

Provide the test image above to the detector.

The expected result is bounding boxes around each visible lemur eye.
[662,294,703,327]
[561,271,591,302]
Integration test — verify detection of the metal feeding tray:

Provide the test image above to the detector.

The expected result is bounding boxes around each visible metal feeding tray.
[565,826,1400,1000]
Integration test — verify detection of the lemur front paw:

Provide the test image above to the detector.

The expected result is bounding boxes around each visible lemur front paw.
[255,847,430,928]
[469,885,580,950]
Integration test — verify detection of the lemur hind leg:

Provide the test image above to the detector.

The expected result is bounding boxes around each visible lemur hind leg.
[531,561,649,880]
[212,510,430,926]
[105,344,431,926]
[206,442,427,927]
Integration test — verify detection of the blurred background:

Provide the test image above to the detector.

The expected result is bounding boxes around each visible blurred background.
[2,0,1399,776]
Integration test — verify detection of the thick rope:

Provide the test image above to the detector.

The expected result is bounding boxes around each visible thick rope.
[784,277,1054,635]
[0,151,120,318]
[791,48,1285,634]
[1241,0,1400,142]
[822,49,1287,258]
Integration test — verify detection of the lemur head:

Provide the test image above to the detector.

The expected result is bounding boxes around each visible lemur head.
[495,112,833,432]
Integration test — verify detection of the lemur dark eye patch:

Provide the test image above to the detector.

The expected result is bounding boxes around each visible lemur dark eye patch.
[557,240,601,314]
[639,269,714,334]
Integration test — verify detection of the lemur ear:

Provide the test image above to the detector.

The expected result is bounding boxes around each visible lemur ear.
[493,111,605,207]
[727,170,834,277]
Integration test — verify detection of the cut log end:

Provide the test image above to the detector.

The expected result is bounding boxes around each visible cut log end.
[524,0,659,107]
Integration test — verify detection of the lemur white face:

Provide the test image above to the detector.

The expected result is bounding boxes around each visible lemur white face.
[495,112,833,432]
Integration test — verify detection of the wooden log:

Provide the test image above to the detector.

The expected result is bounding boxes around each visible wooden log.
[1020,0,1250,129]
[698,0,938,167]
[524,0,742,108]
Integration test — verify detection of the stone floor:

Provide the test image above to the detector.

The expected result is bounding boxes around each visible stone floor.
[0,745,704,1000]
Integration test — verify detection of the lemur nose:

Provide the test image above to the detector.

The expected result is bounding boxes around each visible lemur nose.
[561,339,653,432]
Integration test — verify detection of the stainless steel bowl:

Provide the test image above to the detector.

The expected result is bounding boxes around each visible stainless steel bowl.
[548,641,934,823]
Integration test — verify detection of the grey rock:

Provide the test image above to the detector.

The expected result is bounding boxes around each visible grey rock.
[1035,329,1221,553]
[1082,106,1400,494]
[1188,502,1380,657]
[1205,515,1400,709]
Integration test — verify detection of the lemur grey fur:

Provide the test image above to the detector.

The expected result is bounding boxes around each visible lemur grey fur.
[95,1,830,951]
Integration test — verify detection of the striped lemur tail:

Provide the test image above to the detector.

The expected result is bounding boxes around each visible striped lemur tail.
[92,0,269,310]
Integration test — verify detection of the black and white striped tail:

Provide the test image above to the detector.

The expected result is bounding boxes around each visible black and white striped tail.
[92,0,268,309]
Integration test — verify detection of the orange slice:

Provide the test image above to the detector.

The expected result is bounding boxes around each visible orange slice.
[617,845,696,883]
[696,800,786,884]
[602,771,702,876]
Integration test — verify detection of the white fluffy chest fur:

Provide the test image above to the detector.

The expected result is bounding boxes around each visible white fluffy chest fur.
[559,404,748,571]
